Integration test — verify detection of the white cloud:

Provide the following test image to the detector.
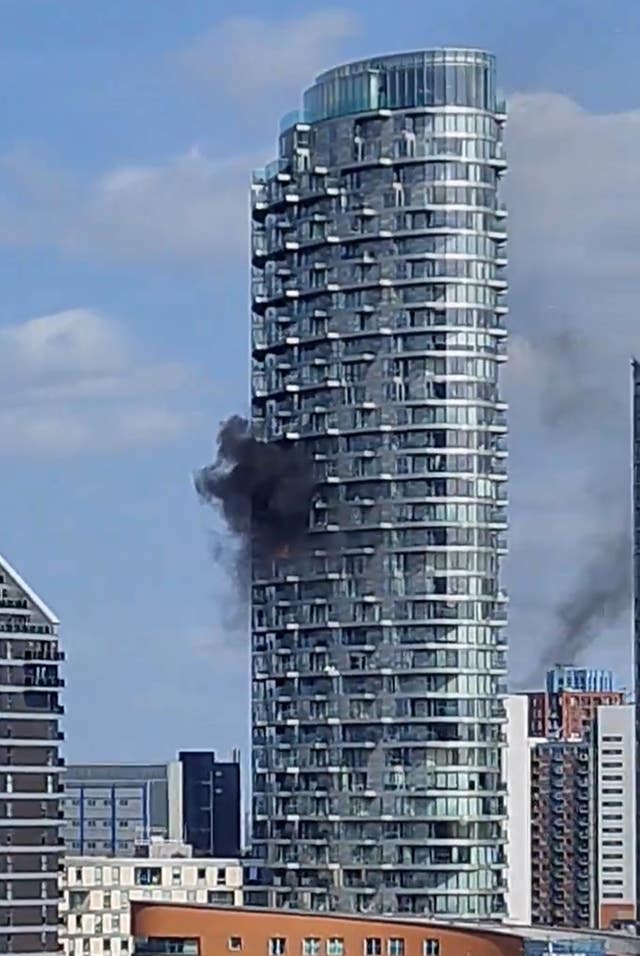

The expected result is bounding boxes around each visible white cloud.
[504,92,640,429]
[74,150,252,265]
[180,11,357,103]
[506,93,640,284]
[503,93,640,682]
[0,308,196,454]
[0,148,257,268]
[0,14,358,270]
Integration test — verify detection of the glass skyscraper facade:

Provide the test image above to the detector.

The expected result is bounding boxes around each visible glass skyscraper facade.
[251,50,508,917]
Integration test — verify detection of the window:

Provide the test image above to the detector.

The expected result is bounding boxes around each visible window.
[229,939,243,952]
[364,940,381,956]
[134,940,198,955]
[270,940,287,956]
[207,890,234,905]
[217,867,227,885]
[197,868,206,881]
[423,943,440,956]
[135,867,161,886]
[327,941,344,956]
[69,891,88,912]
[303,940,321,956]
[388,941,404,956]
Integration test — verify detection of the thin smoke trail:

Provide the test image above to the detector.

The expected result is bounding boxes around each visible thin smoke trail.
[512,325,631,683]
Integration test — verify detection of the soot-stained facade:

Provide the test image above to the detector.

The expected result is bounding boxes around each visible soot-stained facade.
[250,50,508,918]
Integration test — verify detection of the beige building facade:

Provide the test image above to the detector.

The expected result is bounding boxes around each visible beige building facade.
[60,840,243,955]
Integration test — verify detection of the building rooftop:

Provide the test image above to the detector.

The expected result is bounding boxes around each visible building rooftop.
[130,903,640,953]
[277,47,503,130]
[0,551,59,624]
[313,48,495,84]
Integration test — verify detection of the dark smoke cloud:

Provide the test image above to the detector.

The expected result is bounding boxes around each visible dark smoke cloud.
[513,321,631,685]
[522,528,631,687]
[194,415,316,560]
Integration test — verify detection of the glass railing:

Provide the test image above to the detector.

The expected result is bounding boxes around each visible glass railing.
[265,157,290,180]
[280,109,303,132]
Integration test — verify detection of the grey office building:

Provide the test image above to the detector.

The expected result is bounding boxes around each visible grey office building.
[0,553,65,955]
[64,752,242,858]
[63,762,181,856]
[251,50,508,917]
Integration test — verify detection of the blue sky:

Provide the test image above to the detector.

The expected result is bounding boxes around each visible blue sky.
[2,0,639,763]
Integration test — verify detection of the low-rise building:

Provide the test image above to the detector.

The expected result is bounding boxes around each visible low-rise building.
[64,762,182,856]
[130,903,640,956]
[64,750,242,858]
[60,839,243,955]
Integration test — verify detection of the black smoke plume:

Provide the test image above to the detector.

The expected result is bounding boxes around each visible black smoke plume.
[513,323,631,685]
[522,528,631,686]
[194,416,316,559]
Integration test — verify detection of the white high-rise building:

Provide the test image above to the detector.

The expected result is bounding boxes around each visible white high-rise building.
[503,695,535,925]
[594,704,636,930]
